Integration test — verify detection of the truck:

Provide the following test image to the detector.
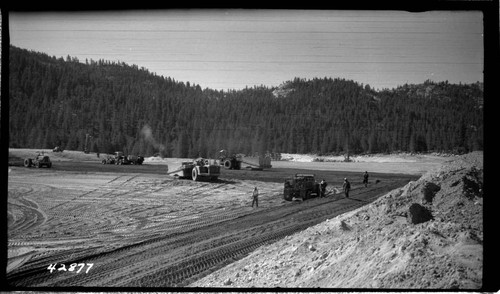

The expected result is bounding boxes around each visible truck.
[168,158,220,181]
[283,173,321,201]
[24,152,52,168]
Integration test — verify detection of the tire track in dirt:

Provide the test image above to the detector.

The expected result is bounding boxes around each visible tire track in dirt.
[17,180,408,287]
[38,207,260,286]
[48,175,138,211]
[6,178,253,287]
[37,175,146,239]
[133,180,410,287]
[122,190,386,287]
[8,183,49,238]
[7,163,416,287]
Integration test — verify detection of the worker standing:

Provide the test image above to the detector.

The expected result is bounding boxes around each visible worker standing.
[251,187,259,208]
[363,171,369,187]
[320,179,327,197]
[343,178,351,198]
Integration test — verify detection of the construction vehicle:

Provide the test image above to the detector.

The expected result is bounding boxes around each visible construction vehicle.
[218,150,272,170]
[115,152,144,165]
[52,146,63,152]
[242,155,272,170]
[101,156,116,165]
[283,173,321,201]
[24,152,52,168]
[219,151,243,170]
[167,158,220,181]
[101,152,144,165]
[124,154,144,165]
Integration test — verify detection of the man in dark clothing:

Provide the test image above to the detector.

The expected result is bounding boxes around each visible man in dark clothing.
[343,178,351,198]
[363,171,369,187]
[320,179,327,197]
[251,187,259,208]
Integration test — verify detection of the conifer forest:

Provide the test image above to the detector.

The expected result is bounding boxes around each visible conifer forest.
[9,46,484,158]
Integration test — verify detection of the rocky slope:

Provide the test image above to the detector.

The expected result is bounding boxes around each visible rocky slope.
[191,152,484,289]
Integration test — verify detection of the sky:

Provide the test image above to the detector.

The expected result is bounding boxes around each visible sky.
[9,9,484,91]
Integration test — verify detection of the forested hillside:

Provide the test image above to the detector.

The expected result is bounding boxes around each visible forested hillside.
[8,46,483,157]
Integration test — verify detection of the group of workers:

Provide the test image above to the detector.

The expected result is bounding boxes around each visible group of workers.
[251,171,370,207]
[319,170,369,198]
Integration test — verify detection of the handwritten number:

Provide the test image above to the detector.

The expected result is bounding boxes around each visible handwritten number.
[48,262,93,273]
[68,263,77,272]
[76,263,85,273]
[58,264,67,271]
[47,263,57,273]
[85,263,94,274]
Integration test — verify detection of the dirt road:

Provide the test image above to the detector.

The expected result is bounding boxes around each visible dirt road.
[7,161,418,287]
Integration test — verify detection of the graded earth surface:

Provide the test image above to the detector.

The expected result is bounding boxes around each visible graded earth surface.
[7,149,485,289]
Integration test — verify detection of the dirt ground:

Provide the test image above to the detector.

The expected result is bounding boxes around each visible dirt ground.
[191,152,485,289]
[7,149,463,288]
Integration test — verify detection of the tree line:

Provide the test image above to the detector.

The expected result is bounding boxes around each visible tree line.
[8,45,483,158]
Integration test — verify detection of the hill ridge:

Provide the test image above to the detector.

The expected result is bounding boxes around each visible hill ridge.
[9,45,483,158]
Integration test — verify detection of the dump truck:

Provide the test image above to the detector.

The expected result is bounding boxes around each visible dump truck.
[283,173,321,201]
[24,152,52,168]
[168,158,220,181]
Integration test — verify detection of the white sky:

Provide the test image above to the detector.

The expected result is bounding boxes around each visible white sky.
[9,9,484,91]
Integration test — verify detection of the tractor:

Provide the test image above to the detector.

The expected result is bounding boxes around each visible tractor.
[168,158,221,181]
[101,156,116,165]
[127,155,145,165]
[114,151,129,165]
[220,155,242,170]
[218,150,242,170]
[52,146,63,152]
[283,173,321,201]
[218,150,272,170]
[24,152,52,168]
[105,151,144,165]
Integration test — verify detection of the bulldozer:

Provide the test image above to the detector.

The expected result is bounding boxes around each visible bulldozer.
[283,173,321,201]
[168,158,220,181]
[24,152,52,168]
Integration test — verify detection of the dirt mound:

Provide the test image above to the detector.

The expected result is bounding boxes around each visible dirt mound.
[191,151,484,289]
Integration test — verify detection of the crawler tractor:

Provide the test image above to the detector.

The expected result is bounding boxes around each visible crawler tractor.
[283,173,321,201]
[24,152,52,168]
[168,158,220,181]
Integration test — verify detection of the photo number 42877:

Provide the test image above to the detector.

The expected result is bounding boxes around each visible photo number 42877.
[47,263,93,274]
